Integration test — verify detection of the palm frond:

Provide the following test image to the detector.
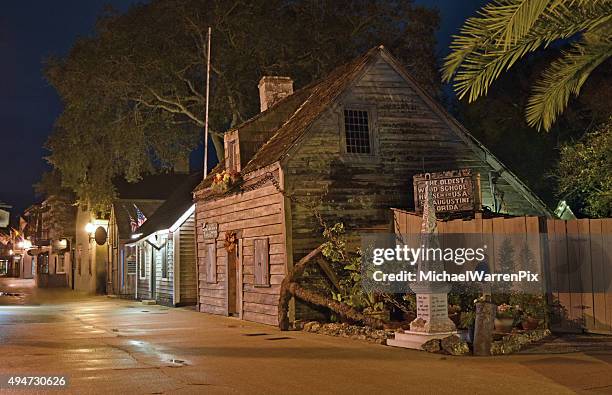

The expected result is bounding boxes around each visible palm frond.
[442,0,612,102]
[526,39,612,131]
[495,0,552,49]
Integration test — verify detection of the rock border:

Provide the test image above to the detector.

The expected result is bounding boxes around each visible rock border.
[301,321,395,344]
[490,329,551,355]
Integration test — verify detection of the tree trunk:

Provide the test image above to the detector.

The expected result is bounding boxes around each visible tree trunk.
[278,246,322,330]
[278,245,384,331]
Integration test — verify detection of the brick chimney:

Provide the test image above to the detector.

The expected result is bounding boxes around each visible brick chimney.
[258,76,293,112]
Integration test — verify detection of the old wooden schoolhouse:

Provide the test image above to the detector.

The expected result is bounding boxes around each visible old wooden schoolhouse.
[193,46,551,326]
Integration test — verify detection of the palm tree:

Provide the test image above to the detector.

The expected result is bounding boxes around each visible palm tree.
[442,0,612,131]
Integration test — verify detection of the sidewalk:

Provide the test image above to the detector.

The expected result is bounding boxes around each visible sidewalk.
[0,278,610,394]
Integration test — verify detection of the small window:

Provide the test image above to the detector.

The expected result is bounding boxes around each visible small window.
[57,255,65,273]
[41,254,49,274]
[254,238,270,287]
[344,109,371,154]
[139,245,146,279]
[206,243,217,283]
[127,247,137,275]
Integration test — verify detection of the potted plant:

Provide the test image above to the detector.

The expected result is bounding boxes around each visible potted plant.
[494,303,517,333]
[510,293,547,330]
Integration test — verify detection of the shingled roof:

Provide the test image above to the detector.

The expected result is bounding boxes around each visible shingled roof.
[194,46,380,192]
[242,46,380,174]
[192,45,551,216]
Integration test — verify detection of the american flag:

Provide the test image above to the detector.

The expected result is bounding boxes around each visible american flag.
[133,204,147,228]
[129,212,138,233]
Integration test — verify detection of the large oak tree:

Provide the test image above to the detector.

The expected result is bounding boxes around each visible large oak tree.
[46,0,440,208]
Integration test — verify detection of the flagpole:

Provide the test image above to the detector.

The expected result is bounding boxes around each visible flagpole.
[204,27,212,176]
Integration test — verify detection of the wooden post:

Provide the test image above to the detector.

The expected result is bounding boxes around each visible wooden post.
[473,301,496,356]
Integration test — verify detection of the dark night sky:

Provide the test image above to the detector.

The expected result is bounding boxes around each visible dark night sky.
[0,0,485,216]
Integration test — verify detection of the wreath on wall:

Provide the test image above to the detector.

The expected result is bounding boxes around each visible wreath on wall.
[211,170,240,193]
[224,231,238,253]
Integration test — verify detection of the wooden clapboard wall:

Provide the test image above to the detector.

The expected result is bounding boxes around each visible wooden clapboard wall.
[178,212,197,305]
[393,209,612,334]
[195,171,286,326]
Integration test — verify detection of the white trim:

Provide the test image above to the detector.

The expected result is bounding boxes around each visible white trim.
[126,205,195,247]
[173,230,180,305]
[169,204,196,233]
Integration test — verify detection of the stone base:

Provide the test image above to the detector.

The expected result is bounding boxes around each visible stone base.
[387,330,458,350]
[141,299,156,305]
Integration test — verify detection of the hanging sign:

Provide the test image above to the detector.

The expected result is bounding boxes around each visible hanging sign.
[203,222,218,239]
[413,169,476,213]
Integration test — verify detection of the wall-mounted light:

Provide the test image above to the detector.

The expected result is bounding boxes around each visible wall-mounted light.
[85,223,96,234]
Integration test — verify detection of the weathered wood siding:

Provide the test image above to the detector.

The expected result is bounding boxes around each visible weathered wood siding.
[179,213,198,305]
[281,57,548,320]
[195,170,286,326]
[285,56,545,261]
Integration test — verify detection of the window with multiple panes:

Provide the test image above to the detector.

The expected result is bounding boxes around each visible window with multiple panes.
[41,254,49,274]
[253,238,270,287]
[343,109,371,154]
[127,247,137,275]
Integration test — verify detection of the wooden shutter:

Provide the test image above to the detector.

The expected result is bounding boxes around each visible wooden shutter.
[254,238,269,286]
[227,140,236,171]
[206,243,217,283]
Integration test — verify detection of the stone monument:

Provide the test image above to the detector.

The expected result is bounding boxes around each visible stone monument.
[387,177,457,349]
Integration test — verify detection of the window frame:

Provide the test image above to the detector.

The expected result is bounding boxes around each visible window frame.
[160,244,169,280]
[339,104,378,159]
[56,254,65,274]
[139,244,147,280]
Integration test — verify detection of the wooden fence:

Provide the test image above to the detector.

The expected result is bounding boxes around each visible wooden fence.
[392,209,612,335]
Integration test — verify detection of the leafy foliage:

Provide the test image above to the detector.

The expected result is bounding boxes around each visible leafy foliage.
[443,0,612,131]
[33,170,74,201]
[46,0,440,207]
[457,51,611,211]
[322,223,385,313]
[558,117,612,217]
